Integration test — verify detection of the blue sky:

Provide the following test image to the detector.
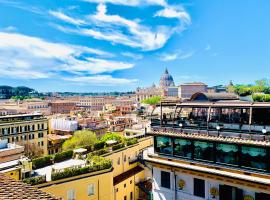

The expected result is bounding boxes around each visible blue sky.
[0,0,270,92]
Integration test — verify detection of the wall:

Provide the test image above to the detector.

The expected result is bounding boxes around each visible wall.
[152,166,262,200]
[41,170,114,200]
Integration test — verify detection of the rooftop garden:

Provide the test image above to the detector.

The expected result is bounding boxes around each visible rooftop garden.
[51,156,112,181]
[32,132,138,170]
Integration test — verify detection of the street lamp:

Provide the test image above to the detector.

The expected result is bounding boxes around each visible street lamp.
[262,128,267,134]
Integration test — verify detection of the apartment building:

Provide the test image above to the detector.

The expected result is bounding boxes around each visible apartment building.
[0,114,48,155]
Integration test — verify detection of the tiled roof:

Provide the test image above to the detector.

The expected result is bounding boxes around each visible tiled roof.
[113,165,144,185]
[0,173,61,200]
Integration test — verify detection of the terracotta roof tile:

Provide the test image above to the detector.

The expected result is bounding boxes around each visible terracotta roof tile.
[0,173,61,200]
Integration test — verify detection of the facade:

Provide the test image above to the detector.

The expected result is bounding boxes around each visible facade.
[135,84,163,102]
[144,101,270,200]
[0,114,48,155]
[136,68,176,102]
[167,87,179,97]
[50,117,78,133]
[76,96,115,111]
[20,99,51,115]
[178,82,208,100]
[49,100,76,114]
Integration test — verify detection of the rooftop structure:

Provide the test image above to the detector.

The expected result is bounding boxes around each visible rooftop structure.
[145,100,270,200]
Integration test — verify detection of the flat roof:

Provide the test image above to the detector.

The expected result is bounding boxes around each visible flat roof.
[0,113,43,119]
[35,159,86,181]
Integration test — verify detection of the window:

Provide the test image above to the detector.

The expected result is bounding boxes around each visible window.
[194,141,214,162]
[130,192,133,200]
[87,184,95,196]
[241,146,267,170]
[124,155,127,162]
[67,189,75,200]
[124,183,126,188]
[194,178,205,198]
[124,195,127,200]
[216,143,238,165]
[117,157,120,165]
[161,171,170,189]
[173,138,192,158]
[130,180,132,184]
[155,136,172,155]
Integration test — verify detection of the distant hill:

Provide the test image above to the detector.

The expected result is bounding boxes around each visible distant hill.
[0,86,36,99]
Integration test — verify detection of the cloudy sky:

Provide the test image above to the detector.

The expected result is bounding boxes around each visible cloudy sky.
[0,0,270,92]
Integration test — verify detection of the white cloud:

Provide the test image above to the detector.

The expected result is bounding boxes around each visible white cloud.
[64,75,138,86]
[85,4,172,50]
[49,10,86,26]
[121,52,143,60]
[50,2,190,51]
[160,53,178,61]
[0,32,134,83]
[160,50,194,61]
[154,6,191,25]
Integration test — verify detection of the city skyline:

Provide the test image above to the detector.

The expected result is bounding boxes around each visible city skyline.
[0,0,270,92]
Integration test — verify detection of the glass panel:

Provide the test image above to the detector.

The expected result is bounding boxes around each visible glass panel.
[194,141,214,161]
[155,136,172,155]
[241,146,267,170]
[173,138,192,158]
[216,143,239,165]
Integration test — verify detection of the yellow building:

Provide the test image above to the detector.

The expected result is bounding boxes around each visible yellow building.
[36,137,153,200]
[40,168,114,200]
[0,114,48,155]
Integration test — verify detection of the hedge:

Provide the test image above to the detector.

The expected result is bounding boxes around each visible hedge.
[94,141,105,150]
[32,155,53,169]
[252,94,270,102]
[112,143,125,151]
[51,158,112,181]
[54,150,73,163]
[23,175,46,185]
[88,148,109,157]
[126,138,138,146]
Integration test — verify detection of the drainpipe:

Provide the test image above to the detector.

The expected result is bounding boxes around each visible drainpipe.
[174,171,177,200]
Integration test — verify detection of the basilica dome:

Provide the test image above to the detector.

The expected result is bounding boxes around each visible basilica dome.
[159,68,175,88]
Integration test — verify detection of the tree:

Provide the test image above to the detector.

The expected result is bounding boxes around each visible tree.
[62,130,97,151]
[141,96,161,105]
[100,132,124,143]
[24,143,43,159]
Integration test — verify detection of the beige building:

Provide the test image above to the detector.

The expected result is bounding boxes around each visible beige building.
[0,114,48,155]
[77,96,115,111]
[178,82,207,99]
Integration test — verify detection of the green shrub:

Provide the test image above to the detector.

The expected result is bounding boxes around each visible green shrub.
[32,155,53,169]
[51,156,112,181]
[112,143,125,151]
[88,148,109,157]
[252,94,270,102]
[23,176,46,185]
[126,138,138,146]
[94,141,105,150]
[101,133,124,143]
[54,150,73,163]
